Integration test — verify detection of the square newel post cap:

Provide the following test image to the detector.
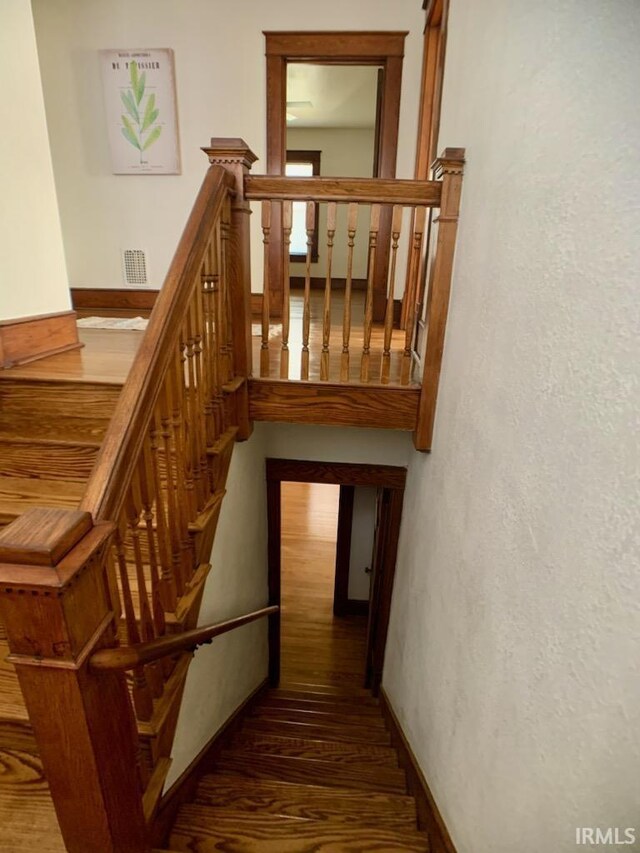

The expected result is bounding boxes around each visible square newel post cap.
[202,138,259,170]
[432,147,466,178]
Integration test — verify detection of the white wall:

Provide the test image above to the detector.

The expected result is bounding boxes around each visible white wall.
[287,126,375,280]
[0,0,70,321]
[32,0,424,292]
[348,486,376,601]
[383,3,640,853]
[167,427,269,787]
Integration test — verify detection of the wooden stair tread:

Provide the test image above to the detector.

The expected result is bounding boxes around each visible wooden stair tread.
[214,749,407,794]
[170,805,428,852]
[242,716,391,745]
[0,748,65,852]
[277,680,372,697]
[0,476,84,525]
[250,705,387,730]
[270,687,378,706]
[258,695,381,716]
[196,774,417,829]
[232,732,398,767]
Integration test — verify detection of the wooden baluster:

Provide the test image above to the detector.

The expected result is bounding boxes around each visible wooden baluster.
[167,362,195,582]
[123,481,163,698]
[260,201,271,377]
[200,263,216,450]
[360,204,381,383]
[209,228,225,436]
[173,341,197,521]
[280,200,292,379]
[113,522,154,721]
[341,203,359,382]
[218,197,232,384]
[147,415,178,611]
[381,205,404,384]
[223,195,236,381]
[320,202,337,381]
[211,259,226,431]
[190,297,210,507]
[194,272,214,498]
[138,439,167,638]
[158,382,186,596]
[402,205,427,385]
[301,201,315,381]
[183,310,205,512]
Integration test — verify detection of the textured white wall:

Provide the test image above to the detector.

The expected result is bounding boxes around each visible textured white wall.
[31,0,423,292]
[383,3,640,852]
[0,0,70,321]
[167,428,269,787]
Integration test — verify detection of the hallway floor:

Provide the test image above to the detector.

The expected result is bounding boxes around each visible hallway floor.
[280,482,368,690]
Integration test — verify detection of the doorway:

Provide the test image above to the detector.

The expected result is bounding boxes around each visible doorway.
[266,459,406,695]
[264,31,407,320]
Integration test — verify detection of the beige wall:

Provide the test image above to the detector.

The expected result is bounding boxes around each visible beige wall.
[0,0,70,321]
[383,2,640,852]
[32,0,423,293]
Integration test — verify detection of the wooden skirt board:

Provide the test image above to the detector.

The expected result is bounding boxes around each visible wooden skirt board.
[267,459,406,694]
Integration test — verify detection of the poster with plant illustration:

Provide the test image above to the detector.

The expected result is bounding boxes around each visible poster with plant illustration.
[100,49,181,174]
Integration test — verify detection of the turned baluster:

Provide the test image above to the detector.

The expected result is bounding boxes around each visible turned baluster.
[320,202,337,381]
[402,205,427,384]
[301,201,315,381]
[137,445,167,638]
[182,310,205,512]
[280,200,292,380]
[158,383,187,596]
[360,204,381,383]
[260,201,271,377]
[381,205,404,384]
[340,203,359,383]
[146,419,177,612]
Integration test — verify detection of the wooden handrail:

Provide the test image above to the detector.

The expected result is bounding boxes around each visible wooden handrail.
[90,605,278,671]
[80,165,235,522]
[245,175,442,207]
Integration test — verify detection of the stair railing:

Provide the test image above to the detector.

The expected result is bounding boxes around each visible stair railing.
[0,138,258,853]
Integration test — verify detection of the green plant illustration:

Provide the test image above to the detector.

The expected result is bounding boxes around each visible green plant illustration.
[120,61,162,164]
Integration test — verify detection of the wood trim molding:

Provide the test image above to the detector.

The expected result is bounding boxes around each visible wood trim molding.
[379,687,457,853]
[264,31,407,59]
[249,378,420,431]
[152,678,269,847]
[333,485,355,616]
[266,458,406,490]
[0,310,81,369]
[70,288,158,313]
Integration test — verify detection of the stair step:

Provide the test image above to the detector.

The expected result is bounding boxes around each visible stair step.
[242,715,392,745]
[270,687,378,707]
[0,476,84,526]
[277,680,372,698]
[170,805,428,852]
[214,749,407,794]
[257,694,383,717]
[196,774,417,829]
[0,438,99,482]
[231,732,398,767]
[250,704,387,730]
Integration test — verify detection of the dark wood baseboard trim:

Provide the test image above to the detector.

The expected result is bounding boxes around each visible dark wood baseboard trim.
[250,378,420,431]
[70,287,158,314]
[379,687,457,853]
[0,310,81,369]
[151,677,269,846]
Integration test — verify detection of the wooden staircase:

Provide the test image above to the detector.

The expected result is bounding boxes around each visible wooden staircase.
[162,685,429,852]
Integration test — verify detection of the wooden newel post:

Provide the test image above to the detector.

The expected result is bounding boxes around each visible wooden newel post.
[202,138,258,441]
[0,508,149,853]
[414,147,466,452]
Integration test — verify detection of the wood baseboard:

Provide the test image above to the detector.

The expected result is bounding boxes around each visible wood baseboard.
[151,678,269,847]
[0,311,81,369]
[345,598,369,615]
[70,287,158,314]
[379,687,457,853]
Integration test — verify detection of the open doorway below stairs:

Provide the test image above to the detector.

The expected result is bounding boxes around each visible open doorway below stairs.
[266,459,406,695]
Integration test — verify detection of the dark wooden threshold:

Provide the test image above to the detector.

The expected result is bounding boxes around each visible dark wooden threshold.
[379,687,457,853]
[0,310,81,369]
[249,378,420,431]
[152,678,268,847]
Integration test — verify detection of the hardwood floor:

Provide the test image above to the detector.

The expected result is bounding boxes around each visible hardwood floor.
[280,482,368,689]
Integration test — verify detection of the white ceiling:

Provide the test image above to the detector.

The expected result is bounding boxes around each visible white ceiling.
[286,64,380,129]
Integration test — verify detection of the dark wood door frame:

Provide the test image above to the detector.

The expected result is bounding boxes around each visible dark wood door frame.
[265,458,406,693]
[264,31,407,320]
[333,484,356,617]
